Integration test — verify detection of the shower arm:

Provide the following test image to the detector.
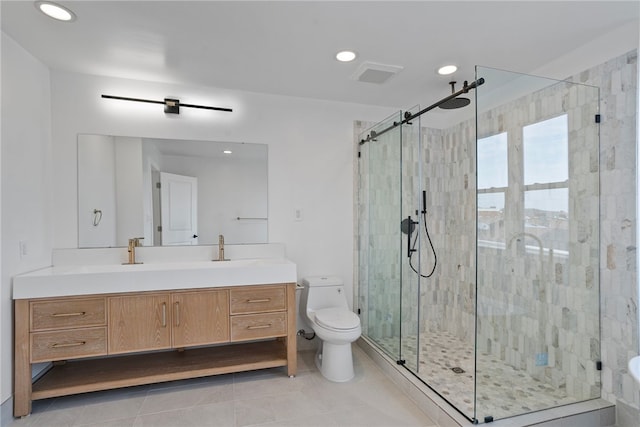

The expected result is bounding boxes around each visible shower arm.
[359,77,485,145]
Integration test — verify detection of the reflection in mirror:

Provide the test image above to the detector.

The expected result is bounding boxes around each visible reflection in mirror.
[78,135,268,247]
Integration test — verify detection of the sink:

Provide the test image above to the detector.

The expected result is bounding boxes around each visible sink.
[13,258,297,299]
[53,258,287,274]
[630,356,640,385]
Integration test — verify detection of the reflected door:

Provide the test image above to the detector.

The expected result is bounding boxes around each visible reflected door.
[160,172,198,245]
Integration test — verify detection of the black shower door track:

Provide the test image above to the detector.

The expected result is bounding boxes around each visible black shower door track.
[358,77,485,145]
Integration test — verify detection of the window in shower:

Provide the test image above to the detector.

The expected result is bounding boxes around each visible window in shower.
[523,115,569,252]
[477,132,507,247]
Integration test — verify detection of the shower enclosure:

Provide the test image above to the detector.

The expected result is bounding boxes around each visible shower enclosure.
[356,67,600,423]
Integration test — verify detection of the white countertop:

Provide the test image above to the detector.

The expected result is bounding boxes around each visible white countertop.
[13,258,297,299]
[629,356,640,385]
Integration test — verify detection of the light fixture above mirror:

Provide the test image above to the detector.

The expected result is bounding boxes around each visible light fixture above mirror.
[101,95,233,114]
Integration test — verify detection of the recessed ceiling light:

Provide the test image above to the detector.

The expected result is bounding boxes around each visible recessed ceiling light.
[223,150,232,154]
[35,1,76,22]
[336,50,357,62]
[437,65,458,75]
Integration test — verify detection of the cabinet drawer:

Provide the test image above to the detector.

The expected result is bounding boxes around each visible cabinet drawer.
[230,312,287,341]
[230,286,286,314]
[31,327,107,363]
[31,298,106,331]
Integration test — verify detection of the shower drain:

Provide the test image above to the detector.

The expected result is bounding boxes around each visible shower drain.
[451,367,465,374]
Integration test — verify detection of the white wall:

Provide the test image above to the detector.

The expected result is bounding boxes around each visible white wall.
[532,19,639,82]
[49,70,396,309]
[1,33,53,405]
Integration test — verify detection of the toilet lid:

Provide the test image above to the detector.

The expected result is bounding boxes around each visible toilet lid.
[315,308,360,330]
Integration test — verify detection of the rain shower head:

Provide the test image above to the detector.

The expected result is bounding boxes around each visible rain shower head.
[438,81,471,110]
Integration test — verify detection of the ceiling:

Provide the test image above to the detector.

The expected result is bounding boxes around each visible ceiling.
[2,1,639,109]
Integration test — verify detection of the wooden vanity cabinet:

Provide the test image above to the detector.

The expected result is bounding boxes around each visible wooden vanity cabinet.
[29,297,108,363]
[230,285,287,341]
[108,293,172,354]
[108,290,230,353]
[14,283,296,418]
[171,290,229,347]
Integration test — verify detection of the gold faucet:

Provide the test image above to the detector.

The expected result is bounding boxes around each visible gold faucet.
[214,234,228,261]
[125,237,144,264]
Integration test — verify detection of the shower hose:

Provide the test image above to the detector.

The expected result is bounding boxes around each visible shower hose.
[408,208,437,278]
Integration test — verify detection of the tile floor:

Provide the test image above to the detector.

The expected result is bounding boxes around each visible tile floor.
[374,330,595,421]
[8,346,438,427]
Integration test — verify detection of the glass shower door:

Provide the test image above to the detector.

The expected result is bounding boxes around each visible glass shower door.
[358,112,404,359]
[400,106,422,372]
[475,66,600,422]
[414,100,478,422]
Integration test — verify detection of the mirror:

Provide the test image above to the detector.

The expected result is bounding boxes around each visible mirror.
[77,134,268,247]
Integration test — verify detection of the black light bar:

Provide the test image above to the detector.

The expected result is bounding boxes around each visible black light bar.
[101,95,233,114]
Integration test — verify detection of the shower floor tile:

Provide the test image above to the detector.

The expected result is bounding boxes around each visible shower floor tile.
[374,330,590,421]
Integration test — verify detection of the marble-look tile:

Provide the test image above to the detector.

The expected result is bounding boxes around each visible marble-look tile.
[356,50,639,421]
[376,330,594,420]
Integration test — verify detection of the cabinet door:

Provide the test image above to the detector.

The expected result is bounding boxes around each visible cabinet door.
[172,290,229,347]
[108,294,171,354]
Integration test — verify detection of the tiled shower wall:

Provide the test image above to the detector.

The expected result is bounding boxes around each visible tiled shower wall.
[354,50,639,417]
[355,118,404,346]
[472,76,601,400]
[354,117,430,353]
[587,51,639,415]
[418,123,476,343]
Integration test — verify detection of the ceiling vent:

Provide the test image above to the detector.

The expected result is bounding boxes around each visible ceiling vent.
[351,61,403,84]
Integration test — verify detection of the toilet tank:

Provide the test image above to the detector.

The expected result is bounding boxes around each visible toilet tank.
[301,276,348,313]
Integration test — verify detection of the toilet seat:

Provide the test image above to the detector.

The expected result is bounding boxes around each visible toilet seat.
[314,308,360,331]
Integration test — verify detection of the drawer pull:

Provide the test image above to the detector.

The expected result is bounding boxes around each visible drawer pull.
[51,341,86,348]
[174,302,180,327]
[161,303,167,327]
[247,298,270,303]
[247,324,272,330]
[51,312,86,317]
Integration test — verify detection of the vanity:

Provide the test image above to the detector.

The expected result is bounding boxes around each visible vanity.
[13,254,297,417]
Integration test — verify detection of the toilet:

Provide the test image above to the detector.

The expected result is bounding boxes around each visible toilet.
[300,276,361,382]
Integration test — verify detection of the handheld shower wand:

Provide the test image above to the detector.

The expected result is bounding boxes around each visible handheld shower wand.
[403,190,437,278]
